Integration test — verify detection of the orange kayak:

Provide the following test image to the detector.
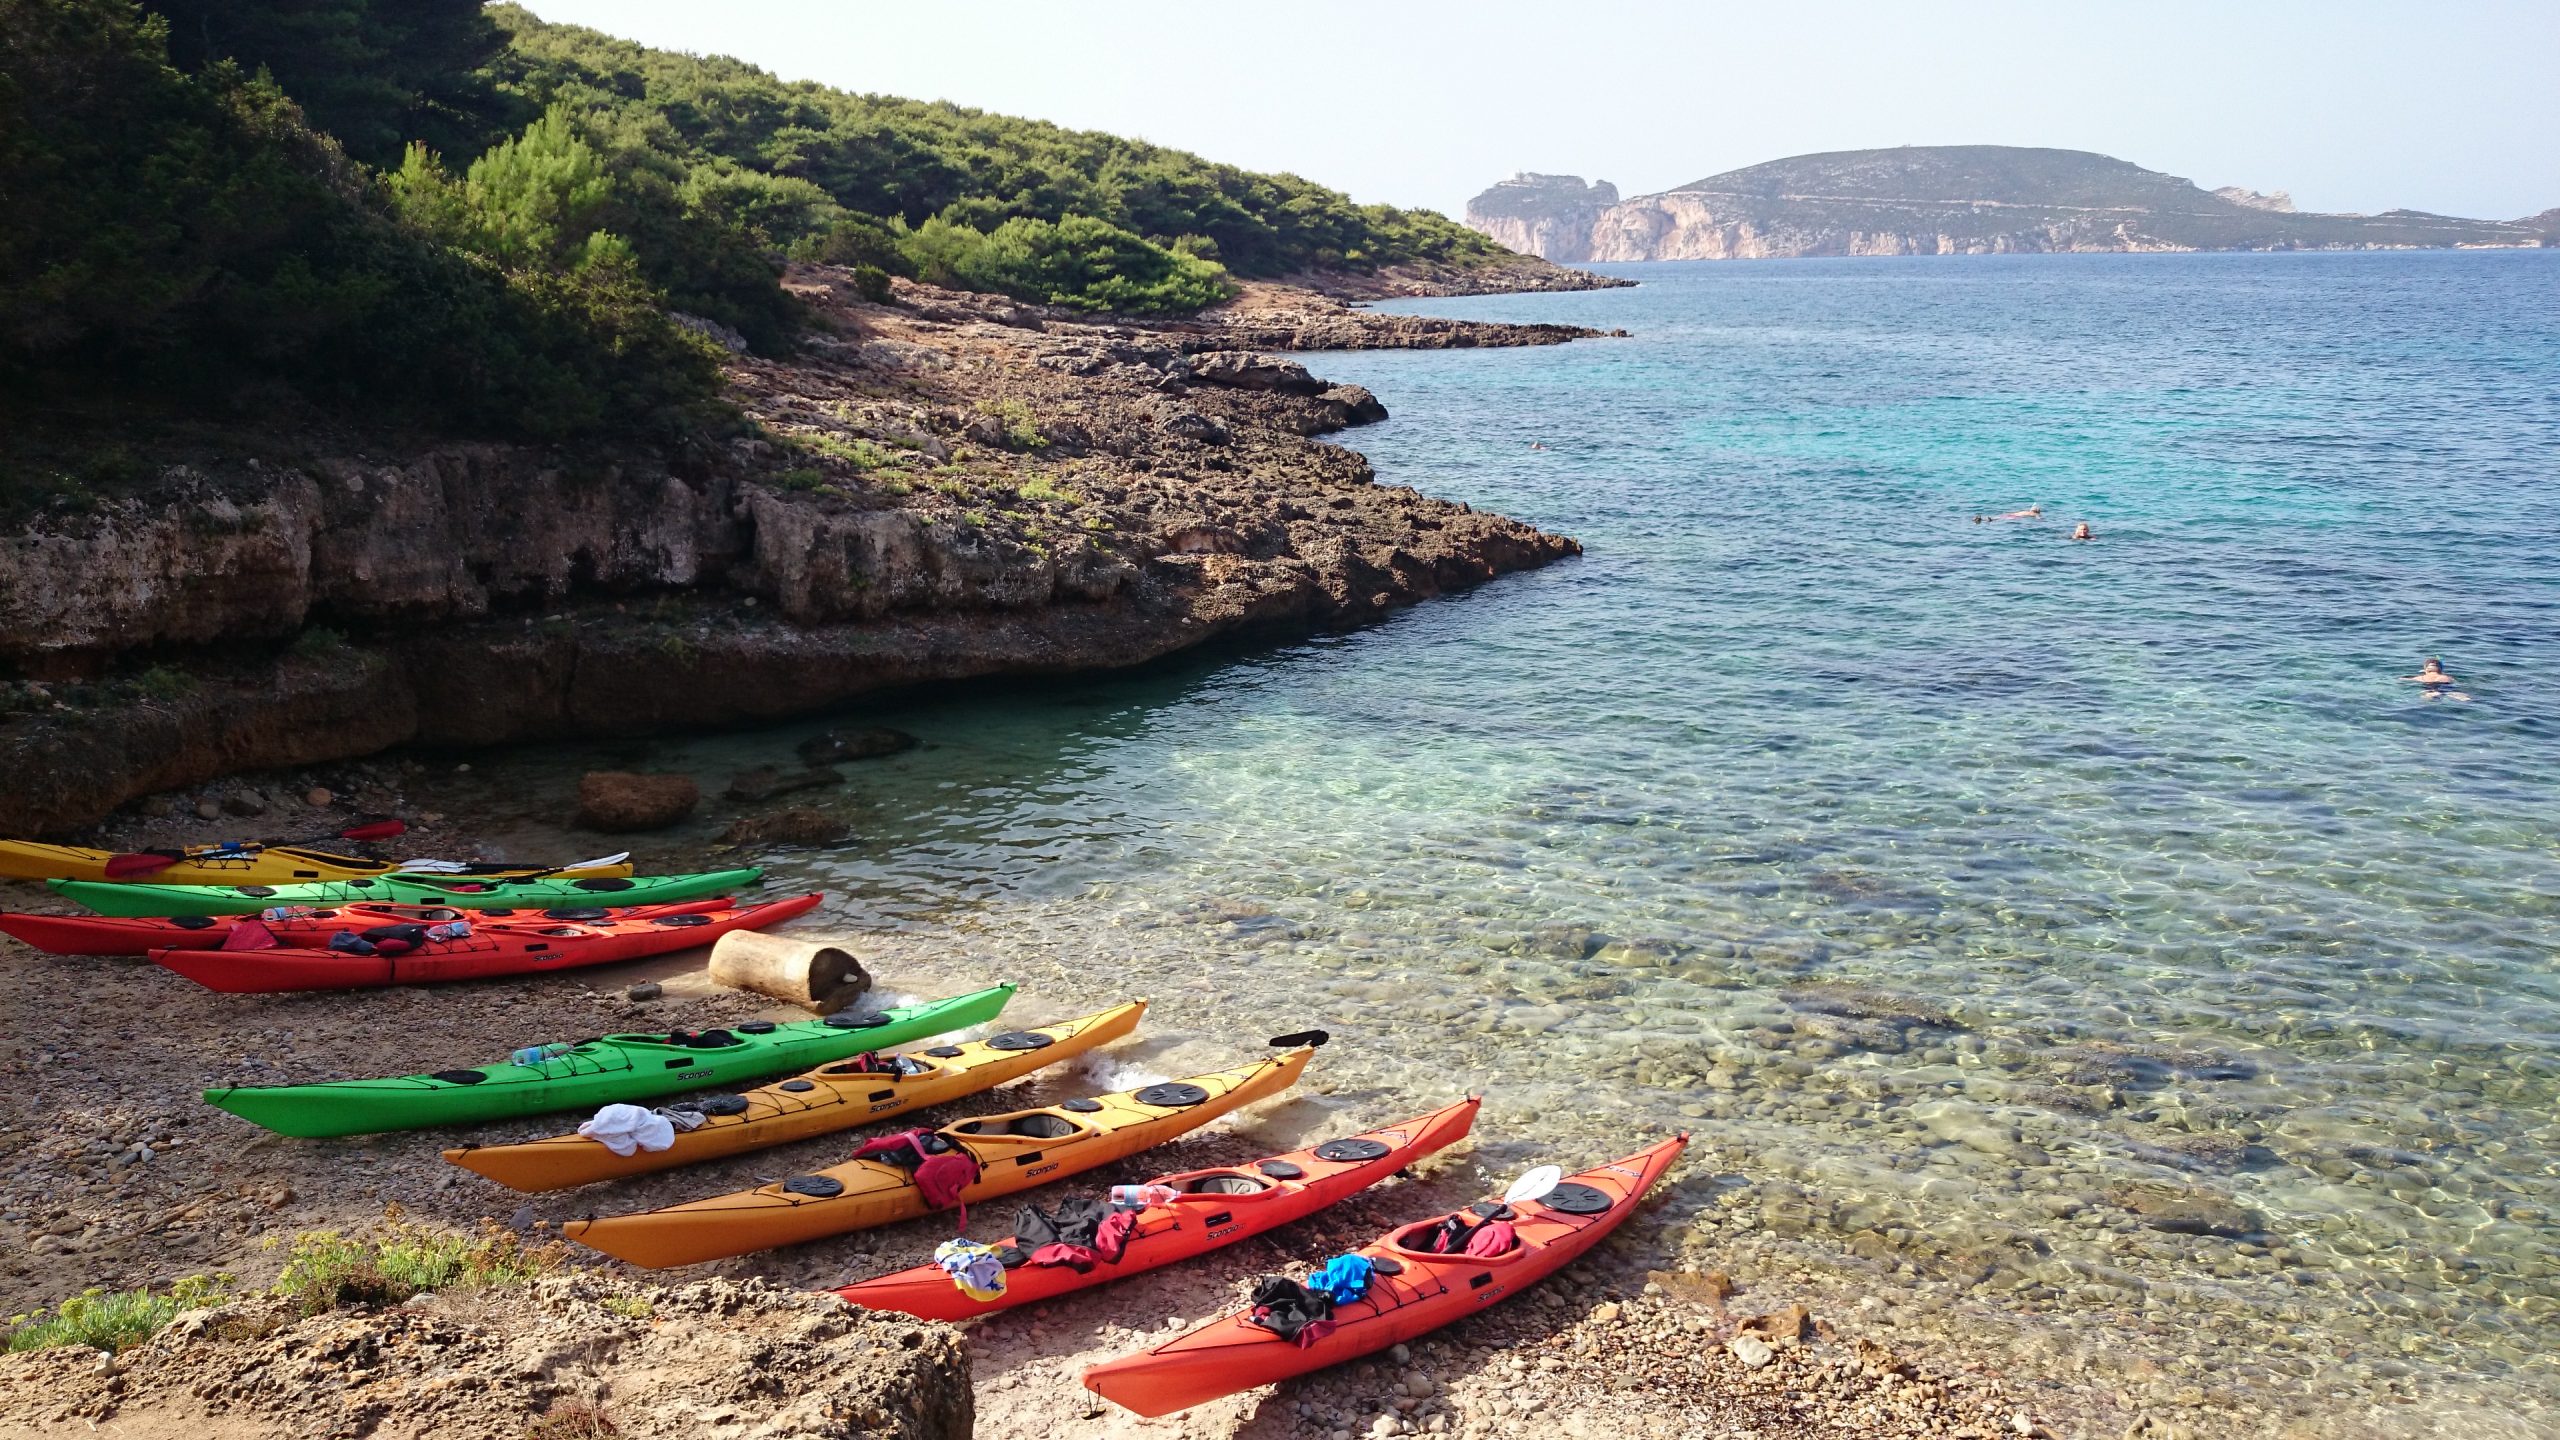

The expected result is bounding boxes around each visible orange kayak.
[564,1044,1314,1269]
[834,1095,1480,1322]
[1083,1132,1688,1417]
[444,1000,1147,1192]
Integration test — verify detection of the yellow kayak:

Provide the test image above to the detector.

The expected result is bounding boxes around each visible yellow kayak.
[0,837,630,886]
[563,1042,1314,1269]
[443,1000,1147,1192]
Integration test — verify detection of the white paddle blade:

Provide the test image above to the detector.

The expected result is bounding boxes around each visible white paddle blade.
[1504,1165,1564,1205]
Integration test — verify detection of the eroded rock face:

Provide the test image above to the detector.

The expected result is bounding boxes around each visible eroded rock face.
[0,1276,971,1440]
[0,275,1587,834]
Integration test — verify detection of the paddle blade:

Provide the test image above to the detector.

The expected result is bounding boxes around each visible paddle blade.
[1503,1165,1564,1205]
[338,819,406,843]
[1267,1029,1330,1049]
[102,851,181,879]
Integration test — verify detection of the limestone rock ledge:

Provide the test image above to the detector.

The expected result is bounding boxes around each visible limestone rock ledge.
[0,272,1591,834]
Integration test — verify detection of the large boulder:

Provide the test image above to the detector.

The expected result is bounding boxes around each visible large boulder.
[1318,383,1389,425]
[1186,350,1329,395]
[576,771,699,832]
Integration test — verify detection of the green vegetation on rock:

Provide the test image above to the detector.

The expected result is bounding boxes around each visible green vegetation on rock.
[4,1276,229,1355]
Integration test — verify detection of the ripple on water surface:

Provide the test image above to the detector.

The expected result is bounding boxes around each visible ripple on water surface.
[456,251,2558,1436]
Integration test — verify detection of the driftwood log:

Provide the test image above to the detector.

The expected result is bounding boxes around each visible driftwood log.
[706,931,872,1014]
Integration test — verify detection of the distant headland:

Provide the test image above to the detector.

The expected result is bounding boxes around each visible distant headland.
[1466,145,2560,260]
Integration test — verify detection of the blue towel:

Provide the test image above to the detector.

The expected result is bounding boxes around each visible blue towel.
[1303,1253,1374,1305]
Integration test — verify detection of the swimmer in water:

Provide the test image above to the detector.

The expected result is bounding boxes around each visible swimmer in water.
[1998,504,2043,520]
[2403,658,2471,702]
[2070,522,2094,541]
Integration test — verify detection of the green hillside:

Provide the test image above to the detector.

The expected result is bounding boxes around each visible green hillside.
[0,0,1508,453]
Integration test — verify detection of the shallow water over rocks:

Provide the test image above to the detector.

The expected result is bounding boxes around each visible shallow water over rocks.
[443,251,2556,1436]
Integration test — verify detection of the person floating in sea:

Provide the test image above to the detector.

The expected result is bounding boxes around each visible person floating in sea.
[2403,658,2471,702]
[1974,504,2043,523]
[2070,522,2095,541]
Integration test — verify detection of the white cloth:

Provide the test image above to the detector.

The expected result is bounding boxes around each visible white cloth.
[578,1103,675,1156]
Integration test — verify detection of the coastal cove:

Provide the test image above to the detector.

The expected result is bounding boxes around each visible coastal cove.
[401,251,2556,1435]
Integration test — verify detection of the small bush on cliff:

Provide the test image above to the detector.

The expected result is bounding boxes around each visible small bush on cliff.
[850,263,894,304]
[271,1213,560,1314]
[5,1275,230,1354]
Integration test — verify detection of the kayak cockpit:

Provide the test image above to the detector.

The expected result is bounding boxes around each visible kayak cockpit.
[1162,1169,1278,1198]
[948,1109,1088,1144]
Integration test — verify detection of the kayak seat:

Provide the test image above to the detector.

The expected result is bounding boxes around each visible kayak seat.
[952,1113,1081,1140]
[668,1029,743,1048]
[171,915,219,930]
[1181,1174,1270,1196]
[647,914,714,927]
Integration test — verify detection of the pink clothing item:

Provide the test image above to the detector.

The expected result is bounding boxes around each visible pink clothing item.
[1463,1220,1518,1258]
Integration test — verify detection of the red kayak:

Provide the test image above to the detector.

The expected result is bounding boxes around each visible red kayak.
[1083,1132,1687,1417]
[0,897,734,957]
[145,893,823,992]
[833,1096,1482,1322]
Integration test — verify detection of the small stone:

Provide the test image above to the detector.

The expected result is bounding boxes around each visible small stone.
[224,788,267,817]
[1590,1301,1622,1325]
[1729,1334,1774,1369]
[303,787,333,808]
[454,763,472,774]
[194,797,223,822]
[1389,1343,1411,1365]
[625,982,663,1002]
[2014,1414,2039,1437]
[508,1205,535,1231]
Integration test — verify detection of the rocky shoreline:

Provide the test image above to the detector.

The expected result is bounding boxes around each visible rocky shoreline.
[0,270,1608,835]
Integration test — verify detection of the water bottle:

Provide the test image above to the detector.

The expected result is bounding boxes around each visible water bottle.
[1111,1183,1178,1209]
[510,1041,573,1066]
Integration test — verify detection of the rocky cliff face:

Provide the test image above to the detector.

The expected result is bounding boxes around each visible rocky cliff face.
[0,273,1602,834]
[1464,174,1624,265]
[1465,146,2557,260]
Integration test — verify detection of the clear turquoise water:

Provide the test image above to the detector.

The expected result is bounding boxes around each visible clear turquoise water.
[471,251,2560,1432]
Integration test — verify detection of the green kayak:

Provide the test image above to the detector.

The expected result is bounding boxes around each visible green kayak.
[203,983,1017,1137]
[52,868,764,918]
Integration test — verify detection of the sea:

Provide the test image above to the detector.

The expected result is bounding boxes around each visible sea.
[466,250,2560,1435]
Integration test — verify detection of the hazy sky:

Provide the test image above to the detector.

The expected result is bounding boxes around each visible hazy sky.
[518,1,2560,222]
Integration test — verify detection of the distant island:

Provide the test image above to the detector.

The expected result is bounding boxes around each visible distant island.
[1466,146,2560,261]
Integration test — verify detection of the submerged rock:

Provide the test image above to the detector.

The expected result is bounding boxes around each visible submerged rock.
[724,765,843,802]
[723,808,849,848]
[575,772,699,832]
[797,728,918,765]
[2107,1182,2264,1238]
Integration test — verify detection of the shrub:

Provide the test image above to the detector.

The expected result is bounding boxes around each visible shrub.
[978,399,1048,450]
[4,1276,230,1354]
[271,1214,559,1314]
[798,214,915,277]
[850,263,894,304]
[906,213,1232,315]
